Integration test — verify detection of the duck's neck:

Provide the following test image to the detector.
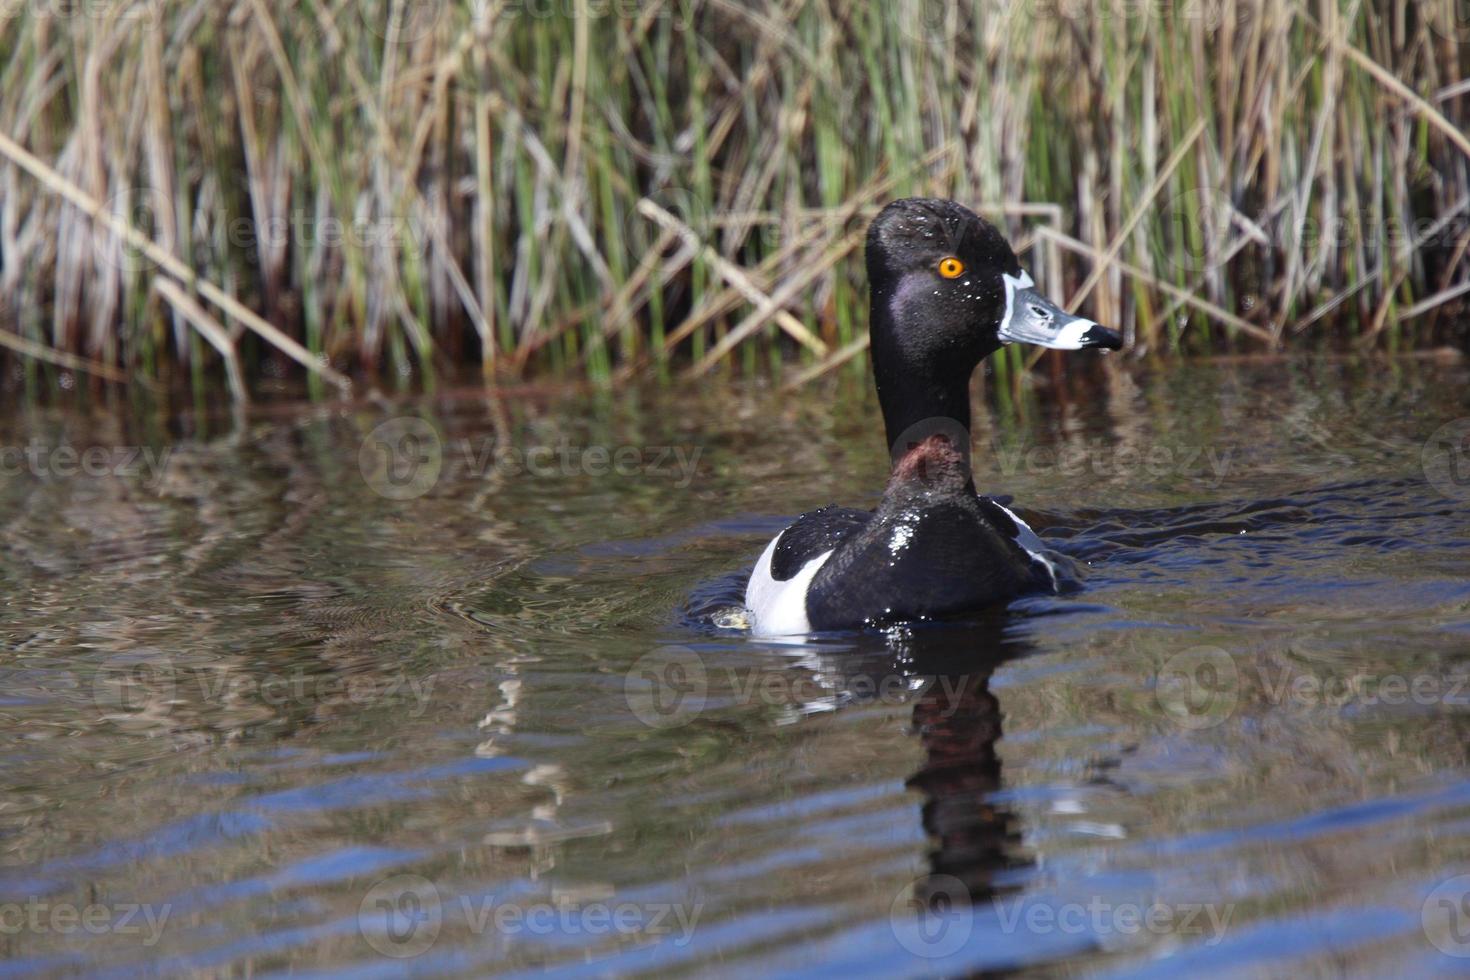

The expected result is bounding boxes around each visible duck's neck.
[874,360,973,448]
[871,314,984,478]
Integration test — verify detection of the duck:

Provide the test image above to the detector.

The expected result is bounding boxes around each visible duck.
[744,198,1122,636]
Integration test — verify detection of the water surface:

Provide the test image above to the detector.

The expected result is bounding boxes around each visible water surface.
[2,357,1469,977]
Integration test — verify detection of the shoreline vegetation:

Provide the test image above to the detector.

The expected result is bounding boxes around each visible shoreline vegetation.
[1,1,1468,402]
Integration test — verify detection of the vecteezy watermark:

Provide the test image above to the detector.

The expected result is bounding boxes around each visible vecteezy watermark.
[358,0,447,42]
[889,418,1236,488]
[1155,646,1240,730]
[990,895,1234,947]
[1424,1,1470,42]
[0,441,173,488]
[359,0,680,43]
[1252,664,1470,711]
[624,647,709,729]
[988,439,1234,487]
[357,874,703,959]
[888,875,1234,959]
[88,650,436,718]
[358,416,703,500]
[1155,645,1470,729]
[90,649,178,711]
[1423,874,1470,958]
[890,874,974,959]
[1155,188,1240,276]
[360,418,444,501]
[1035,0,1253,30]
[623,646,977,729]
[0,898,172,947]
[94,199,456,275]
[360,875,442,959]
[1422,419,1470,503]
[502,0,681,22]
[94,186,168,275]
[890,417,975,473]
[1155,189,1470,276]
[0,0,164,26]
[893,0,967,44]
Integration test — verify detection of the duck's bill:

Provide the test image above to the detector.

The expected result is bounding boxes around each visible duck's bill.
[998,273,1123,350]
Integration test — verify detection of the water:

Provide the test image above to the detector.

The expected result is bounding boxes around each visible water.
[1,356,1468,977]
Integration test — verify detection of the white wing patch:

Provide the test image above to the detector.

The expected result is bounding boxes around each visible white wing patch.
[744,531,833,638]
[991,501,1059,591]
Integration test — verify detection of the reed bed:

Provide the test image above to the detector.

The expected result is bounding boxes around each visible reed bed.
[0,0,1467,400]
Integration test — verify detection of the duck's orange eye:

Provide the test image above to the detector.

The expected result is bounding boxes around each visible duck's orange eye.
[938,257,965,279]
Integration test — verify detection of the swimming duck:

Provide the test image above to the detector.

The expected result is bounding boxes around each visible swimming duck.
[745,198,1122,636]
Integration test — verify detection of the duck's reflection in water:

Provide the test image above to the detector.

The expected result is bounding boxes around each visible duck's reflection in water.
[808,621,1030,911]
[907,660,1018,907]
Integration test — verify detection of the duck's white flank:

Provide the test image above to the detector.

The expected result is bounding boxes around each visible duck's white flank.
[744,532,833,637]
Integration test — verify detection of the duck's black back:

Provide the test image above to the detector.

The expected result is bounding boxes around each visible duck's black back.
[803,437,1043,630]
[769,505,872,581]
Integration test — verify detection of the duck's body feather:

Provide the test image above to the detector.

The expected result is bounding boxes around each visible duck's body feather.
[745,481,1064,637]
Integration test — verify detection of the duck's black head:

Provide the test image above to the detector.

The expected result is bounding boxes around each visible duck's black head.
[866,198,1122,458]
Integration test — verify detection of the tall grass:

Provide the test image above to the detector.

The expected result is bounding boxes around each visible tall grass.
[0,0,1467,400]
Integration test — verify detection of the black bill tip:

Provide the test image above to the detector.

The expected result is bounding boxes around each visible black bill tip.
[1081,324,1124,350]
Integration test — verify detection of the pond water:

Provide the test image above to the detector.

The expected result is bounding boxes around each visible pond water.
[2,355,1469,977]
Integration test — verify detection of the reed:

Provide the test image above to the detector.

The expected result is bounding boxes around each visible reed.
[0,0,1466,400]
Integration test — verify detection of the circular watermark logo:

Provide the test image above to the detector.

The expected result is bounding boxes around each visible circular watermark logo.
[889,874,973,959]
[97,186,168,276]
[624,185,712,255]
[894,0,966,44]
[91,649,176,711]
[889,417,972,471]
[359,417,443,500]
[1426,1,1470,42]
[360,0,446,42]
[1423,874,1470,957]
[1156,646,1239,729]
[1422,419,1470,503]
[359,874,442,959]
[1033,0,1092,23]
[1157,188,1237,276]
[624,646,708,729]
